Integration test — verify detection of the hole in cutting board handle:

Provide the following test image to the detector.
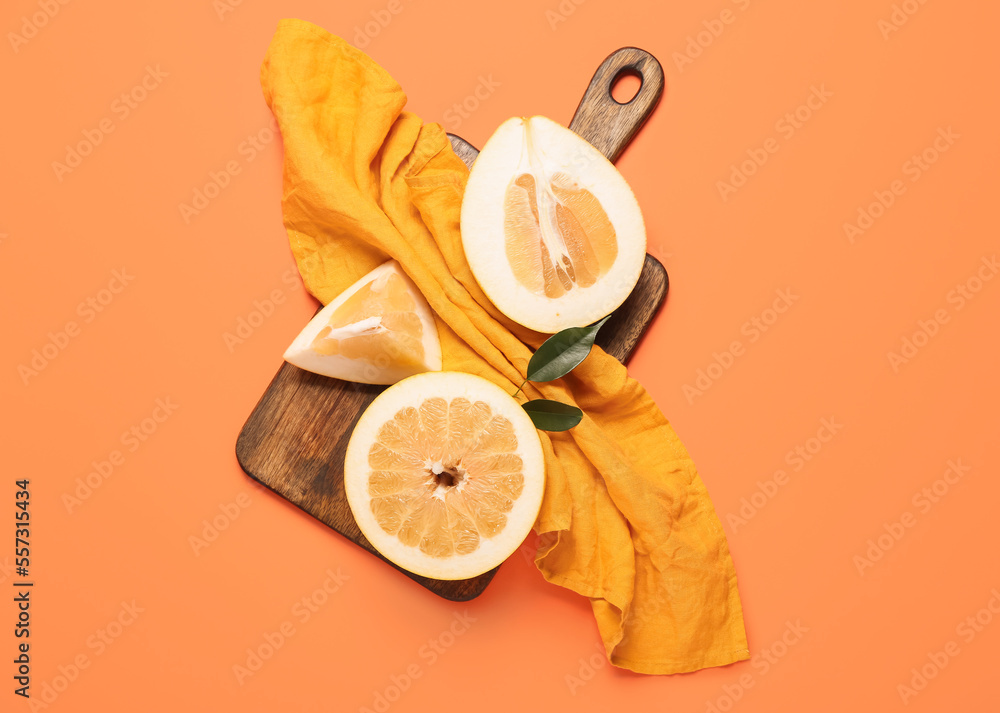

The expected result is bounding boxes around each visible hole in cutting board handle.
[610,67,643,105]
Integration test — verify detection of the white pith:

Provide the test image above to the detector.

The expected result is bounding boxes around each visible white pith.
[344,372,546,581]
[282,260,442,385]
[461,115,647,333]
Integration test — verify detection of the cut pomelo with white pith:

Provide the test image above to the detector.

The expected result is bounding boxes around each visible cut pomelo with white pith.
[461,115,646,333]
[345,372,545,580]
[283,260,441,385]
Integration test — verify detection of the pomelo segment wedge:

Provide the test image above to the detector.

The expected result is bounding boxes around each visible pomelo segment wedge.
[283,260,441,385]
[461,115,646,333]
[345,372,545,580]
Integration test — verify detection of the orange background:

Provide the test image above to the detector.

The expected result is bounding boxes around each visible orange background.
[2,0,998,710]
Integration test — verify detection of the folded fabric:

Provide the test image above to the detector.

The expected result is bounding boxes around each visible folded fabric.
[260,18,749,674]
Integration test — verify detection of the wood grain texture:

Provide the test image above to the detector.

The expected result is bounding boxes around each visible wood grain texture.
[236,49,669,602]
[568,47,665,163]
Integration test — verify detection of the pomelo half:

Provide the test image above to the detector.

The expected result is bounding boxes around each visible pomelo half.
[283,260,441,385]
[344,371,545,580]
[461,115,646,333]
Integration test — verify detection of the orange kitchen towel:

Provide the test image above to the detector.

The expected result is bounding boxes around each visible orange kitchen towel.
[260,18,749,674]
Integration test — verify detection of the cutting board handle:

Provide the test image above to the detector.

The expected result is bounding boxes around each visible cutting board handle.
[568,47,664,163]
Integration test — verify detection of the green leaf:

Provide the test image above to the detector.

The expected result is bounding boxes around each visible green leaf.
[526,315,612,383]
[522,400,583,432]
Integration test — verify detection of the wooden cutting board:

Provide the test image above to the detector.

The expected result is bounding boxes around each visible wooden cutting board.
[236,47,668,602]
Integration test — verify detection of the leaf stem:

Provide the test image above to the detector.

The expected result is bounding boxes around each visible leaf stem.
[512,378,528,399]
